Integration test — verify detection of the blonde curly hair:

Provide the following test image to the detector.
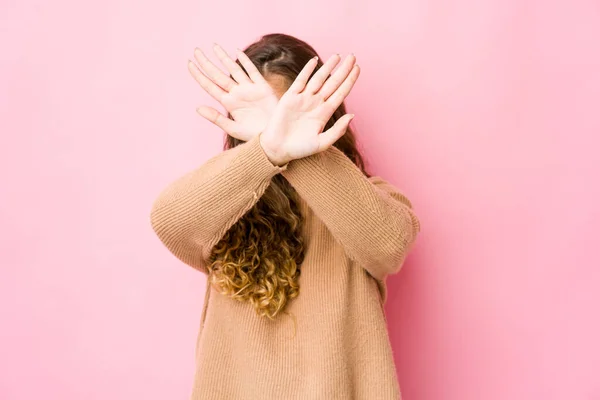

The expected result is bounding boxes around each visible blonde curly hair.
[207,176,305,319]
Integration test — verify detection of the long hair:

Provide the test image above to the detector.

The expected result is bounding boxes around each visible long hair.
[207,33,369,319]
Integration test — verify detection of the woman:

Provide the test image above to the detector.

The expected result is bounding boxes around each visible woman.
[150,33,420,400]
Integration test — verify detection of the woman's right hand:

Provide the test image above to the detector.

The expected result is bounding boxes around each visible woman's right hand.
[188,44,279,142]
[259,54,360,166]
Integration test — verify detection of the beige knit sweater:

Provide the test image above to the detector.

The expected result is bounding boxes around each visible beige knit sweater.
[150,133,420,400]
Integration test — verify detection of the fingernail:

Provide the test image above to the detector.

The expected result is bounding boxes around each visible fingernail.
[349,114,355,119]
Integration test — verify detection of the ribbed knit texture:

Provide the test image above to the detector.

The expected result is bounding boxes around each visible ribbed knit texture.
[150,134,420,400]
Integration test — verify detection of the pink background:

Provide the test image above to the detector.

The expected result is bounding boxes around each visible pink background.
[1,0,599,399]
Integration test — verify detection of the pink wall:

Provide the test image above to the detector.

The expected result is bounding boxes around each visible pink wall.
[1,0,599,399]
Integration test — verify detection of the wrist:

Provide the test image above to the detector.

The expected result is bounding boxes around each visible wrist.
[259,134,289,167]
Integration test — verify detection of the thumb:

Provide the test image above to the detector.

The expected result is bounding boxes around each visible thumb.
[196,106,242,138]
[317,114,354,153]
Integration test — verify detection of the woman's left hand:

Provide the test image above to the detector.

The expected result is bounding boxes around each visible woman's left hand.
[188,44,278,141]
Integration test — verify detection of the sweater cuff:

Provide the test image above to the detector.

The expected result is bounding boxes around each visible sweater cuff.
[240,133,289,177]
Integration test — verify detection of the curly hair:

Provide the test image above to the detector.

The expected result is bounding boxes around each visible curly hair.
[207,33,369,319]
[207,175,305,319]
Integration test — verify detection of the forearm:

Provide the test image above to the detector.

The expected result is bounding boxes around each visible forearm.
[282,146,419,280]
[150,134,286,272]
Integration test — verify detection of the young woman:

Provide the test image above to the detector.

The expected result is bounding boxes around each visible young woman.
[150,33,420,400]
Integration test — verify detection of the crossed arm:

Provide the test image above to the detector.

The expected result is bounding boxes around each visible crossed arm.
[150,133,419,280]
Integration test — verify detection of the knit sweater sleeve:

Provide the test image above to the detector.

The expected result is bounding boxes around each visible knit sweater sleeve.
[281,145,420,281]
[150,134,287,273]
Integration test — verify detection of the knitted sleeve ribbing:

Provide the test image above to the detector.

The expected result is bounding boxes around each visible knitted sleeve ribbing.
[281,146,420,281]
[150,134,287,273]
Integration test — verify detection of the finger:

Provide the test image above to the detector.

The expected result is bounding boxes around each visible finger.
[317,114,355,152]
[324,64,360,110]
[288,56,319,94]
[188,60,227,102]
[213,43,251,84]
[236,49,266,83]
[196,106,241,137]
[194,48,236,91]
[304,54,341,94]
[319,54,357,100]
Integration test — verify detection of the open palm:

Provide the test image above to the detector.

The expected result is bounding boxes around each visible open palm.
[188,44,278,141]
[260,54,360,165]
